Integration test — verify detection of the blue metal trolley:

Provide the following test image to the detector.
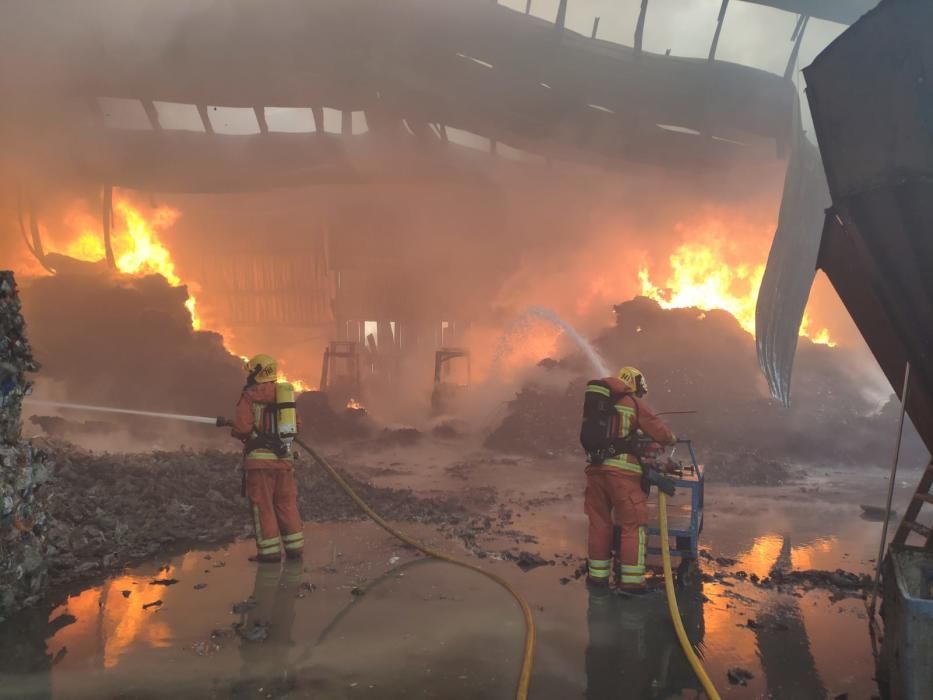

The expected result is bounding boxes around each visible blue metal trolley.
[645,439,704,578]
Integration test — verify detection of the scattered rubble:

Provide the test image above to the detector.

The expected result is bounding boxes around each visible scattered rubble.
[295,391,372,444]
[700,551,873,603]
[167,622,240,658]
[727,667,755,686]
[190,639,223,657]
[766,568,872,602]
[501,550,552,571]
[860,504,896,521]
[431,422,462,439]
[17,441,470,598]
[234,620,269,642]
[702,450,804,486]
[1,423,474,618]
[51,646,67,665]
[371,427,422,448]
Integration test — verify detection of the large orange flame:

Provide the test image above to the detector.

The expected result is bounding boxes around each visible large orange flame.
[639,241,835,346]
[64,199,202,330]
[55,196,315,386]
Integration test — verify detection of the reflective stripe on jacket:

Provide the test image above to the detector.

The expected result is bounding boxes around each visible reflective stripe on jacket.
[598,376,675,475]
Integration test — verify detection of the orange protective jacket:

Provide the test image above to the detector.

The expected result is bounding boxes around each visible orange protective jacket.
[594,376,675,474]
[231,382,299,471]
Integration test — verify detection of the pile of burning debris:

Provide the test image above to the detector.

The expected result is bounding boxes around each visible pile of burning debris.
[487,297,920,478]
[0,271,51,619]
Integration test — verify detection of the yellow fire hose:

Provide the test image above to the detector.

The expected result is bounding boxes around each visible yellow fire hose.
[298,436,716,700]
[658,492,721,700]
[27,400,716,698]
[294,437,536,700]
[24,400,716,698]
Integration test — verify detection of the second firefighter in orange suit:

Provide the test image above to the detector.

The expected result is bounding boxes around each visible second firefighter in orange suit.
[231,354,305,562]
[585,366,675,591]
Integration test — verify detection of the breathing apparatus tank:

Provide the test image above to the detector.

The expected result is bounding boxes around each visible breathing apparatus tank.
[275,381,297,452]
[245,381,298,459]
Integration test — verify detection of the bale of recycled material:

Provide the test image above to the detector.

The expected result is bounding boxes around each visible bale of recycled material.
[0,270,50,620]
[0,271,39,442]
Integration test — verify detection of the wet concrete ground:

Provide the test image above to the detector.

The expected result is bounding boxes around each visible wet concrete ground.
[0,441,921,699]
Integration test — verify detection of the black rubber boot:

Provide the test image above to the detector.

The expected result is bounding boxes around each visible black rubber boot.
[615,585,663,599]
[249,553,282,564]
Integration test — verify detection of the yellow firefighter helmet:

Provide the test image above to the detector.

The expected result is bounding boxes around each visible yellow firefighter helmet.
[246,354,278,383]
[617,366,647,396]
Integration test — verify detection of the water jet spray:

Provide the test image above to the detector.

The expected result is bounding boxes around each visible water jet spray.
[25,399,219,425]
[491,306,610,378]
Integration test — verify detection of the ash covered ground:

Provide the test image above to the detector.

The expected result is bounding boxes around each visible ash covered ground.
[12,441,474,606]
[0,438,906,700]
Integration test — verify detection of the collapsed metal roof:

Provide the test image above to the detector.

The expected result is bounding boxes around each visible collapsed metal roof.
[757,0,933,453]
[0,0,815,193]
[741,0,878,25]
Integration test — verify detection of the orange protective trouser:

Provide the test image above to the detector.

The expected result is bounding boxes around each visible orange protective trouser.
[245,469,304,561]
[584,467,648,587]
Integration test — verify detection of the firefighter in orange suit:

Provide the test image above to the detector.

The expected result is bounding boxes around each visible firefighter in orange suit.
[231,354,305,562]
[585,367,675,591]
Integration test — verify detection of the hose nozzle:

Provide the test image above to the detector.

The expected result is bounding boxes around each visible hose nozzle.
[216,416,232,428]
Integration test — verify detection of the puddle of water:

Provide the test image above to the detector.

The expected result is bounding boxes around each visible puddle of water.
[0,464,892,699]
[0,523,527,699]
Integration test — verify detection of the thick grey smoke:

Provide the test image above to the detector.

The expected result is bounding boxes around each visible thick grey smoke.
[0,0,876,429]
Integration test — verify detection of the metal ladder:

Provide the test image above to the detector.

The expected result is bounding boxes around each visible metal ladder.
[892,460,933,550]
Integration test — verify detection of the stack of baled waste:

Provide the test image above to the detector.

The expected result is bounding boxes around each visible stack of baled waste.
[0,270,50,619]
